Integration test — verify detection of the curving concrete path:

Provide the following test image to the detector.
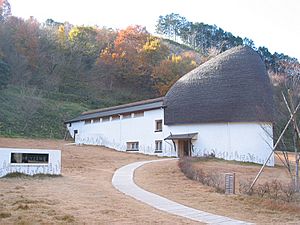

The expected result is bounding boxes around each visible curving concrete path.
[112,158,253,225]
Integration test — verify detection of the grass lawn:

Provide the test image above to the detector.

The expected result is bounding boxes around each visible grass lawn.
[135,157,300,225]
[1,137,299,224]
[0,137,197,225]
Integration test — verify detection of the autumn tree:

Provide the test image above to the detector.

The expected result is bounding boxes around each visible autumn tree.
[152,52,198,95]
[99,25,156,91]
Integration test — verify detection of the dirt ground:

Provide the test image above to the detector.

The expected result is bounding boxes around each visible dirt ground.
[0,137,199,225]
[135,159,300,225]
[1,137,300,225]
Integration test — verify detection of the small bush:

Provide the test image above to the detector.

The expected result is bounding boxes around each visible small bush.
[178,157,224,193]
[55,214,75,223]
[239,179,298,202]
[2,172,30,178]
[2,172,61,179]
[0,212,11,218]
[16,204,29,210]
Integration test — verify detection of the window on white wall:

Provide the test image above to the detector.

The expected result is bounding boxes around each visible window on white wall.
[84,119,91,124]
[155,120,162,132]
[133,111,144,118]
[11,153,49,164]
[93,118,100,123]
[126,142,139,151]
[122,113,132,119]
[102,116,110,122]
[155,140,162,152]
[111,115,120,121]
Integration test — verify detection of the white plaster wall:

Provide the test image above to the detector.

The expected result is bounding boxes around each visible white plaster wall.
[67,121,84,139]
[0,148,61,177]
[165,122,274,166]
[67,110,274,166]
[70,108,176,157]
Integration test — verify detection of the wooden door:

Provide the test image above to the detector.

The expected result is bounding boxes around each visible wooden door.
[178,140,191,157]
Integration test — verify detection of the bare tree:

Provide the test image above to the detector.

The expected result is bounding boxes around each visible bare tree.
[250,71,300,191]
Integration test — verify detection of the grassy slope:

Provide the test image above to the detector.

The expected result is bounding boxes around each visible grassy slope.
[0,86,153,139]
[0,86,88,139]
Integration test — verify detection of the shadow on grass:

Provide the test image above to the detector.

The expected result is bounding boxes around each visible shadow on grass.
[187,156,265,167]
[1,172,62,179]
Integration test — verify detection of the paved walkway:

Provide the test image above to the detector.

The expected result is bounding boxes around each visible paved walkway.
[112,158,253,225]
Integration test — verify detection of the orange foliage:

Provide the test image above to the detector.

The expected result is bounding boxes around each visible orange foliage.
[114,25,149,55]
[13,17,40,69]
[99,25,155,78]
[153,54,198,95]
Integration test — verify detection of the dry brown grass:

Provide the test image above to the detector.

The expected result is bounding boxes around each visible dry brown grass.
[275,151,299,166]
[135,158,300,225]
[2,137,299,224]
[0,137,199,225]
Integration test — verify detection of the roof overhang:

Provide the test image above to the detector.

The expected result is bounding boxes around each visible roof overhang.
[64,97,164,124]
[164,133,198,140]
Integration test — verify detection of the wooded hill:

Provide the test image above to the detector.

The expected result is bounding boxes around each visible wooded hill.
[0,0,299,140]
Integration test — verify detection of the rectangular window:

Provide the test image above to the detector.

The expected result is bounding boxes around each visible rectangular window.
[111,115,120,121]
[11,153,49,164]
[122,113,132,119]
[126,142,139,151]
[102,116,110,122]
[133,111,144,118]
[155,120,163,132]
[84,119,91,124]
[155,140,163,152]
[93,118,100,123]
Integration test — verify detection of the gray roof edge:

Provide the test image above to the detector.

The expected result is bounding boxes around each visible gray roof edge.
[65,99,164,124]
[164,132,198,140]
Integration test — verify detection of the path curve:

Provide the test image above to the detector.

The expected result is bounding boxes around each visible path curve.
[112,158,253,225]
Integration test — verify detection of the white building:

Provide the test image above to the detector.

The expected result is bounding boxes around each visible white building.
[66,46,274,166]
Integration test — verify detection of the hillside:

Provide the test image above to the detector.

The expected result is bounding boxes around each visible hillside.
[0,4,299,140]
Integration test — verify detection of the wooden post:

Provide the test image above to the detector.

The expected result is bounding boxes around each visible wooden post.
[286,91,300,191]
[225,173,235,194]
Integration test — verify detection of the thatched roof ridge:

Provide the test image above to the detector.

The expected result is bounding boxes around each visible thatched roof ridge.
[164,46,274,125]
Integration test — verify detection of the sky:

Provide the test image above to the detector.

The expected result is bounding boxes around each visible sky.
[8,0,300,60]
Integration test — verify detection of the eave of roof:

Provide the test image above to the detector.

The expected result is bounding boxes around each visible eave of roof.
[65,97,164,124]
[164,132,198,140]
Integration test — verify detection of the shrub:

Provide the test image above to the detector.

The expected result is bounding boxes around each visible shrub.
[2,172,61,179]
[0,212,11,218]
[239,179,298,202]
[178,157,224,193]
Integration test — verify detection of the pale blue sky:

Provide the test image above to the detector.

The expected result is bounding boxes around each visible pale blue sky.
[9,0,300,60]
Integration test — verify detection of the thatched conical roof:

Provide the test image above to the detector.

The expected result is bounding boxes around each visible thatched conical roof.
[164,46,274,125]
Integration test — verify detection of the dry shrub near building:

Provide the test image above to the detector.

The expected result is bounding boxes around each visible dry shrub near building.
[178,157,224,193]
[179,157,300,205]
[239,179,299,203]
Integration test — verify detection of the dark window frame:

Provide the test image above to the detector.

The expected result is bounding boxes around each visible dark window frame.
[102,116,110,122]
[122,113,132,119]
[84,119,91,124]
[133,111,144,118]
[10,153,49,164]
[93,118,100,123]
[111,115,120,121]
[154,140,163,153]
[126,142,139,151]
[155,120,163,132]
